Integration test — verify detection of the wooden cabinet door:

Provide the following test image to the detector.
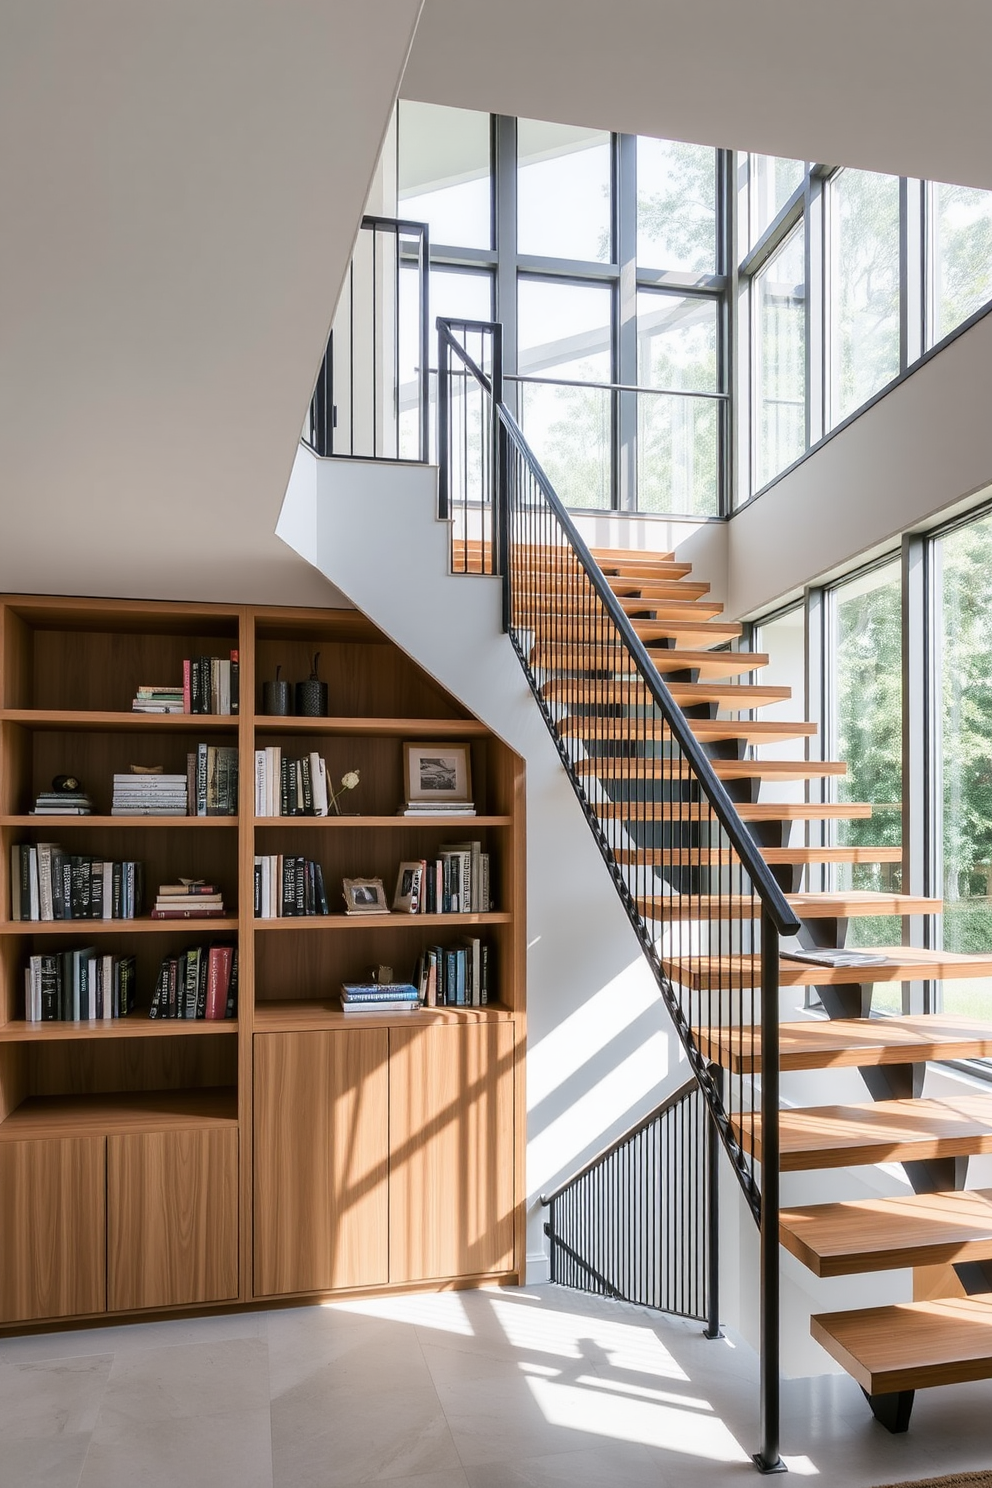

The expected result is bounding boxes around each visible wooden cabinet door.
[0,1136,106,1323]
[389,1022,515,1285]
[253,1029,389,1297]
[107,1128,239,1312]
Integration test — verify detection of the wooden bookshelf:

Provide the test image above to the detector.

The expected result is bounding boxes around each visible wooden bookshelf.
[0,594,526,1331]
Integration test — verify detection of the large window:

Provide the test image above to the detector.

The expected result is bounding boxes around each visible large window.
[828,562,903,1011]
[396,103,727,516]
[752,225,806,489]
[929,181,992,348]
[829,169,901,425]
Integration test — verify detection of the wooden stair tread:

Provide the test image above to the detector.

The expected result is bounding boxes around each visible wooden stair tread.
[575,756,845,781]
[518,594,724,620]
[699,1014,992,1074]
[594,800,873,822]
[781,1189,992,1277]
[541,680,792,707]
[810,1294,992,1394]
[560,718,818,745]
[664,946,992,991]
[606,579,711,600]
[530,646,769,680]
[551,619,743,644]
[638,890,938,922]
[735,1096,992,1171]
[616,845,901,866]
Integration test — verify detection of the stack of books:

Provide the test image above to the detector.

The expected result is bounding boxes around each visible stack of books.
[25,948,137,1021]
[254,748,330,817]
[131,685,185,714]
[31,787,93,816]
[340,981,421,1015]
[187,745,239,817]
[415,939,490,1007]
[254,856,330,918]
[399,799,476,818]
[150,882,227,920]
[149,943,238,1019]
[112,773,188,816]
[10,845,144,920]
[184,654,239,715]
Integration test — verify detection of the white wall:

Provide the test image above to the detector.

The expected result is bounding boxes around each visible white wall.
[404,0,992,192]
[726,312,992,620]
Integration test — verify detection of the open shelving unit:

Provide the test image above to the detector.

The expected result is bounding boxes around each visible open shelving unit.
[0,595,526,1329]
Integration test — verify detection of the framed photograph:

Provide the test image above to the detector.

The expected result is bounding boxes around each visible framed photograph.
[403,742,473,804]
[342,876,389,915]
[393,860,424,914]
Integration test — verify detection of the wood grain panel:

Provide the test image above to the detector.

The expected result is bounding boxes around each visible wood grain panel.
[107,1127,238,1311]
[0,1137,105,1322]
[253,1029,389,1297]
[27,1034,236,1097]
[811,1294,992,1394]
[781,1189,992,1276]
[389,1021,514,1285]
[736,1096,992,1172]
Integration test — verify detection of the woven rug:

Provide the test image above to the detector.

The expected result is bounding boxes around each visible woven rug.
[872,1472,992,1488]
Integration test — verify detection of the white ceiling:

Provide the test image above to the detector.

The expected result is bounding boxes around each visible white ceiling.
[404,0,992,191]
[0,0,422,604]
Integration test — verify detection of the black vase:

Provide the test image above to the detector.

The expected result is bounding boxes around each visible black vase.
[262,680,292,716]
[295,679,328,717]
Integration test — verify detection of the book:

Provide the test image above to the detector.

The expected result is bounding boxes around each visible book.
[341,982,420,1002]
[782,949,892,968]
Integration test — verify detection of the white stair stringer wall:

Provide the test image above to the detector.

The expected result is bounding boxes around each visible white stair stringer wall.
[278,444,913,1375]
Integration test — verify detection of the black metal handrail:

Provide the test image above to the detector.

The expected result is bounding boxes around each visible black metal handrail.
[540,1078,717,1330]
[305,215,430,462]
[437,315,798,1473]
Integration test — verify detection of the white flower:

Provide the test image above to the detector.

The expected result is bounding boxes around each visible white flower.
[341,771,360,791]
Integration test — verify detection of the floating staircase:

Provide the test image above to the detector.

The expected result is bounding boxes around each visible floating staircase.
[460,533,992,1436]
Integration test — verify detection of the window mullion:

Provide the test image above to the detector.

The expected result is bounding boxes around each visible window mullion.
[617,133,637,512]
[495,115,518,417]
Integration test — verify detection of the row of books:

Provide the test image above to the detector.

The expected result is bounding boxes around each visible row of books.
[253,749,331,817]
[25,949,137,1021]
[149,944,238,1019]
[130,654,239,715]
[399,844,491,915]
[254,856,330,918]
[110,747,239,817]
[415,938,491,1007]
[11,845,145,921]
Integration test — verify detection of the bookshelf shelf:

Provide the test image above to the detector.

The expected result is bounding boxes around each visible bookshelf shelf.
[1,815,239,829]
[1,918,240,935]
[252,815,511,828]
[0,1019,238,1042]
[252,716,487,738]
[2,710,239,734]
[253,911,511,931]
[0,1087,238,1140]
[253,999,513,1032]
[0,592,525,1330]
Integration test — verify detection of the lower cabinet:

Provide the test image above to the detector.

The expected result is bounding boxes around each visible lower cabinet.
[253,1028,390,1296]
[0,1127,239,1326]
[0,1137,106,1324]
[253,1021,516,1298]
[107,1128,239,1312]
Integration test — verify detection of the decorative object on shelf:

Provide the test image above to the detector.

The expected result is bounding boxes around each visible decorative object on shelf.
[369,964,393,984]
[295,652,329,717]
[393,861,424,914]
[328,768,361,815]
[401,743,475,815]
[342,876,389,915]
[52,773,83,793]
[262,665,292,716]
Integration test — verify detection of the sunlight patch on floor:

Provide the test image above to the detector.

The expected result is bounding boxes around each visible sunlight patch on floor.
[490,1295,689,1379]
[525,1374,751,1462]
[325,1290,475,1335]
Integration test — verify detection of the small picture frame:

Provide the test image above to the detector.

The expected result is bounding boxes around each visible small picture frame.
[342,877,389,915]
[393,861,424,914]
[403,742,472,804]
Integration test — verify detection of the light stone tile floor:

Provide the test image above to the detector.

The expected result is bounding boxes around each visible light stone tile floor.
[0,1284,989,1487]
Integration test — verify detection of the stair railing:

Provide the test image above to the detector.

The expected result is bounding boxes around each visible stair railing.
[437,316,800,1475]
[541,1077,718,1332]
[305,215,430,462]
